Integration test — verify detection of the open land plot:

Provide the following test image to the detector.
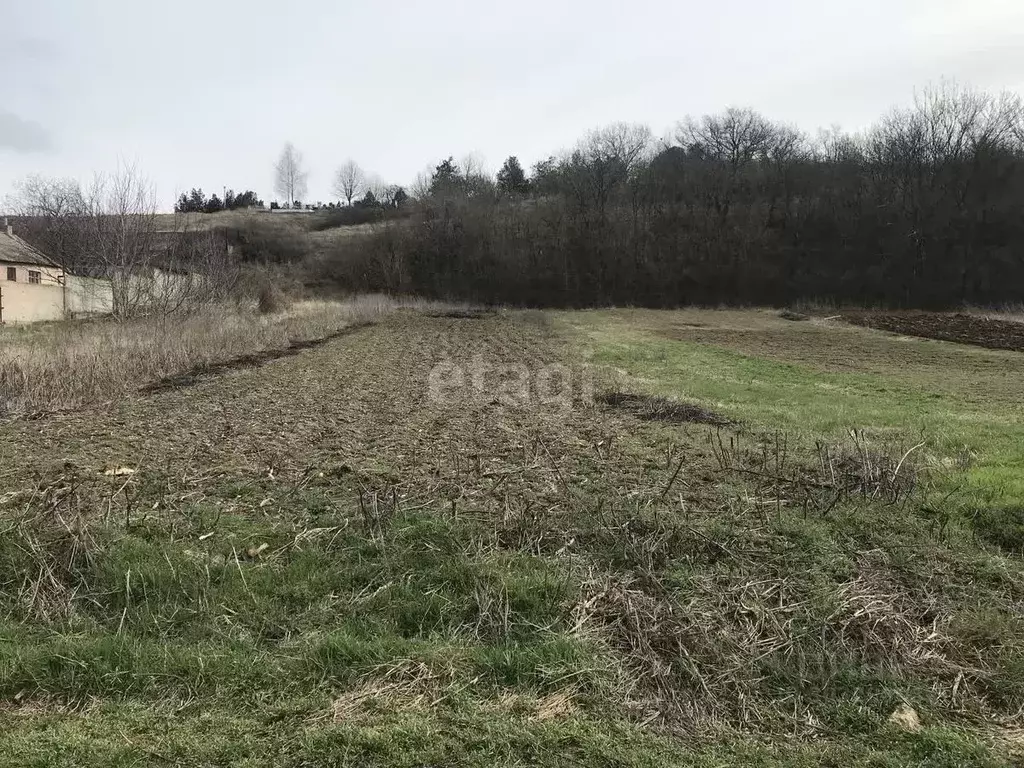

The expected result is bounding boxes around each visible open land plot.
[1,307,1023,766]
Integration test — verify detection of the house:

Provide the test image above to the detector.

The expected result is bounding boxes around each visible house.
[0,218,113,323]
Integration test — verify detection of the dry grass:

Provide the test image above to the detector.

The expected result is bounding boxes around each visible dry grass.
[0,294,441,414]
[964,303,1024,325]
[152,209,316,233]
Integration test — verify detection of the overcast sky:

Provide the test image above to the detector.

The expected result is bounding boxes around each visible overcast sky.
[2,0,1023,210]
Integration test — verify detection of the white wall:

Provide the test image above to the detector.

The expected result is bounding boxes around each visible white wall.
[0,263,66,323]
[0,263,207,323]
[0,264,115,323]
[0,282,65,323]
[65,274,114,316]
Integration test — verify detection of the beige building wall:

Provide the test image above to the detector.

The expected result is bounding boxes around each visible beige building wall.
[65,275,114,316]
[0,262,67,323]
[1,262,117,323]
[0,261,207,323]
[0,282,65,323]
[2,263,63,286]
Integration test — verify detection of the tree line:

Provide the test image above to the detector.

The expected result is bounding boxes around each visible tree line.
[270,144,409,211]
[174,188,263,214]
[335,82,1024,308]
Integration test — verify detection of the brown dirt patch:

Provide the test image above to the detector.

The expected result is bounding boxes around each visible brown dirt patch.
[0,312,713,524]
[843,310,1024,353]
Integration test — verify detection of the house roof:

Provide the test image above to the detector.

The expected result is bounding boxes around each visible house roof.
[0,230,61,268]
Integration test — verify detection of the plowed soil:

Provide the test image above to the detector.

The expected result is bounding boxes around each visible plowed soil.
[0,311,708,520]
[843,310,1024,352]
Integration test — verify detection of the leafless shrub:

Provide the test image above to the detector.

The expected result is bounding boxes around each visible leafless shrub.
[257,282,291,315]
[708,429,921,517]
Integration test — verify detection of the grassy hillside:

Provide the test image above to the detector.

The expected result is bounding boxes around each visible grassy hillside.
[152,209,323,232]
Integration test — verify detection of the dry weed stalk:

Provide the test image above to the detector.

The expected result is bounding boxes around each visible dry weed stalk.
[0,470,101,622]
[315,658,464,723]
[708,428,922,518]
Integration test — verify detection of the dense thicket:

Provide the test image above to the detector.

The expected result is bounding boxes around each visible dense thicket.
[339,83,1024,307]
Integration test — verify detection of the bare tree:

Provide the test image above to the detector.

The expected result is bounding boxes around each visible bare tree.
[816,125,864,165]
[274,142,309,206]
[581,122,653,174]
[410,168,433,200]
[10,164,235,318]
[4,175,89,272]
[364,173,387,202]
[459,152,487,179]
[456,152,496,198]
[333,159,364,205]
[675,108,778,222]
[564,123,653,214]
[82,162,163,316]
[676,108,775,168]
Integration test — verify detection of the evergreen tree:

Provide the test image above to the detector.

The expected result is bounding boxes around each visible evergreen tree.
[187,188,206,212]
[429,157,461,195]
[497,156,530,195]
[232,190,263,209]
[204,193,224,214]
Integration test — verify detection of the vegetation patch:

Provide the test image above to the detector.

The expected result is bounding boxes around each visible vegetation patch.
[778,309,810,321]
[597,391,732,425]
[1,309,1023,765]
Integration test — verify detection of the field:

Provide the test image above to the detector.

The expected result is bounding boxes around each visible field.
[152,209,375,250]
[1,306,1023,766]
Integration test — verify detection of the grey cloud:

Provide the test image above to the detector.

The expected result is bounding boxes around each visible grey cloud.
[13,38,56,59]
[0,38,57,64]
[0,111,53,153]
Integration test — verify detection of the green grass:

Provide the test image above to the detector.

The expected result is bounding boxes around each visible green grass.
[565,309,1024,549]
[3,480,1016,765]
[0,706,1004,768]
